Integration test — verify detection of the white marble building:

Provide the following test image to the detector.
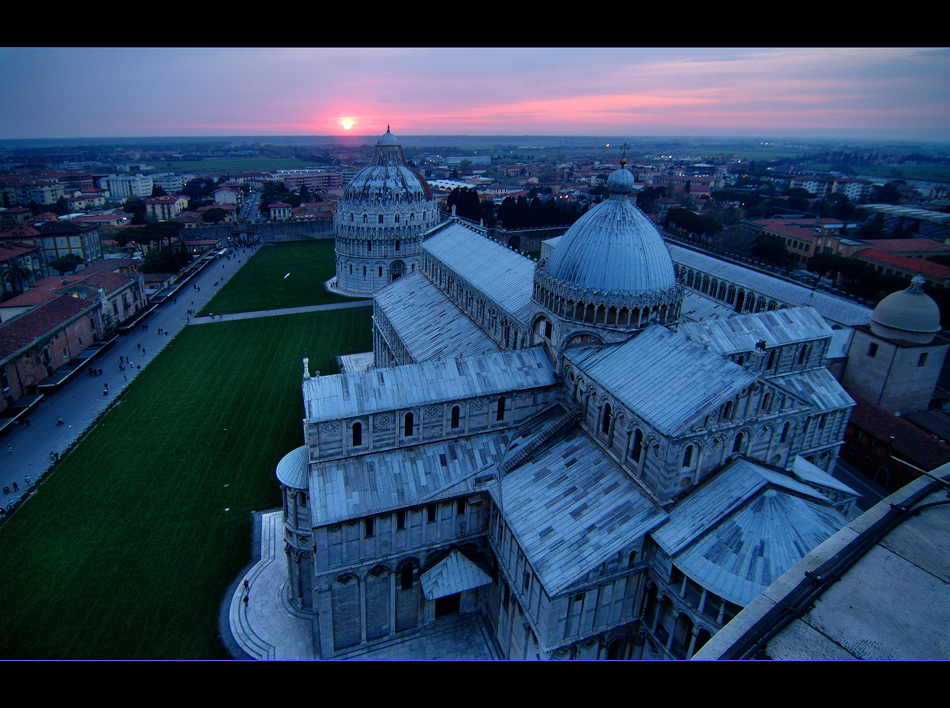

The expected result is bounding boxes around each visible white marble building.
[274,161,862,660]
[331,128,443,296]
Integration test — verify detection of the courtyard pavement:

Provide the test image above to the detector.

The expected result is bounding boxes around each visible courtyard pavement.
[222,510,501,661]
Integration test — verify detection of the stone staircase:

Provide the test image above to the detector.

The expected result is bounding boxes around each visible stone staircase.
[497,403,581,477]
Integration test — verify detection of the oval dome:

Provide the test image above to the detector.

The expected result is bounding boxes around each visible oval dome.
[276,445,309,489]
[870,275,941,343]
[543,167,677,295]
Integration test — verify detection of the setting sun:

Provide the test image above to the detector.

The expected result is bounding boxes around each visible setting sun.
[341,119,354,130]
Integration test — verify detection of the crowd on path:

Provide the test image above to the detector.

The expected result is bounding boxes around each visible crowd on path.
[0,244,260,518]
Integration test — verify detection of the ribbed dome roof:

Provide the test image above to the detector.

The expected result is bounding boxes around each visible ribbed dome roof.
[342,126,433,203]
[871,275,941,343]
[276,445,309,489]
[543,167,677,295]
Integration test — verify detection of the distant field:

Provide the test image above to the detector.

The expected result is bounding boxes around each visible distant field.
[800,162,950,184]
[0,308,372,659]
[158,157,322,173]
[200,239,357,315]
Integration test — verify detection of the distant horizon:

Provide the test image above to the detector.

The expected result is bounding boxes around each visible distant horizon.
[3,48,949,143]
[2,132,946,148]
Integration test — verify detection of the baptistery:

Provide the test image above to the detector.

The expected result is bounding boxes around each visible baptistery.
[333,127,443,295]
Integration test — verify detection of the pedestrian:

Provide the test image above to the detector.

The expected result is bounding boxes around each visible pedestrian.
[98,368,102,376]
[25,476,30,485]
[12,482,18,492]
[243,579,249,592]
[243,594,249,606]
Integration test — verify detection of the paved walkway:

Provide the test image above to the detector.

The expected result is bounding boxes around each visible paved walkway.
[223,511,500,661]
[191,299,371,325]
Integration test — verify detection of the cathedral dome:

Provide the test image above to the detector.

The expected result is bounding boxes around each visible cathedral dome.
[533,164,682,330]
[870,275,942,343]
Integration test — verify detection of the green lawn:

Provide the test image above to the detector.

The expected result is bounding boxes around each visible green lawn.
[200,240,357,315]
[0,308,372,659]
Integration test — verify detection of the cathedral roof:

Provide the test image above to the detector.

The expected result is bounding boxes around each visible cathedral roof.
[653,458,848,606]
[540,167,678,297]
[423,221,536,323]
[374,270,501,362]
[275,445,308,489]
[309,430,514,525]
[565,325,759,437]
[303,348,555,423]
[678,306,834,356]
[494,427,667,596]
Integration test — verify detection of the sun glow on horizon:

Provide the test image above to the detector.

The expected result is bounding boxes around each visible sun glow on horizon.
[340,118,354,131]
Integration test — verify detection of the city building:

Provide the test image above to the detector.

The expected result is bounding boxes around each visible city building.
[267,161,862,660]
[841,275,948,414]
[146,195,189,222]
[331,127,443,296]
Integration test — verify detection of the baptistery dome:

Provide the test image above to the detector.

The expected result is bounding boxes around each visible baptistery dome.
[333,126,443,296]
[870,275,942,343]
[533,163,682,332]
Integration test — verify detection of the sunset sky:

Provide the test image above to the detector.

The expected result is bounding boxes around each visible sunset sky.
[2,47,949,141]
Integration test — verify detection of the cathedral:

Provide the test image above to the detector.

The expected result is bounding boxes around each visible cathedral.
[275,130,866,660]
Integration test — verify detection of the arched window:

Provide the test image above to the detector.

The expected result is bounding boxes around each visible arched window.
[732,431,745,454]
[395,214,400,223]
[362,214,368,223]
[630,429,643,463]
[601,402,612,435]
[366,239,372,251]
[395,239,400,251]
[378,214,384,223]
[496,396,506,421]
[352,421,363,446]
[450,405,460,429]
[723,401,734,419]
[682,444,694,468]
[780,421,791,443]
[404,412,414,437]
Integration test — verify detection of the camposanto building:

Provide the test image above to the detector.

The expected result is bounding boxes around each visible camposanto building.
[276,161,861,660]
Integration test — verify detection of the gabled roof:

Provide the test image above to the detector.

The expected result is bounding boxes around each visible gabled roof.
[493,427,666,596]
[678,306,834,356]
[565,325,759,437]
[374,270,501,363]
[420,550,493,601]
[303,347,555,423]
[309,429,513,525]
[422,220,536,324]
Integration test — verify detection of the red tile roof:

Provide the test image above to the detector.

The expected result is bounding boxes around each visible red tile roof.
[0,295,97,360]
[849,392,950,471]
